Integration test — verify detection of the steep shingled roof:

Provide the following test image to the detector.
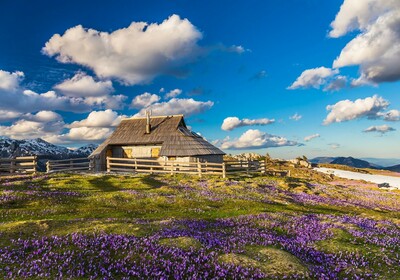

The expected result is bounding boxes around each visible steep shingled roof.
[90,115,225,157]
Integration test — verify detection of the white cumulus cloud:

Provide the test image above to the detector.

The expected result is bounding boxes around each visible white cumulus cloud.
[288,67,339,90]
[221,117,275,131]
[0,69,125,113]
[135,98,213,117]
[0,70,24,91]
[0,111,65,140]
[378,109,400,121]
[220,129,299,150]
[69,110,126,128]
[131,92,161,109]
[0,110,23,122]
[165,88,183,99]
[45,127,113,144]
[330,0,400,83]
[43,15,203,85]
[83,94,127,110]
[363,124,396,134]
[54,72,114,97]
[323,95,390,125]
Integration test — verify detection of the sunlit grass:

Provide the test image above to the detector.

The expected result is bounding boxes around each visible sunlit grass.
[1,171,400,278]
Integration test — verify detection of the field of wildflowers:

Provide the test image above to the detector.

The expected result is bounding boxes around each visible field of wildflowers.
[1,171,400,279]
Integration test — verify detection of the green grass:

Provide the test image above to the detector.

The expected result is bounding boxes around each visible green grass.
[219,245,309,277]
[1,172,400,231]
[1,171,400,278]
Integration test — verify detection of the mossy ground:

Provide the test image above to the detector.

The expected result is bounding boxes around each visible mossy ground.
[219,246,309,277]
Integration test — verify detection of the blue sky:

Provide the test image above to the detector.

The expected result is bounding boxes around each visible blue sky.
[0,0,399,159]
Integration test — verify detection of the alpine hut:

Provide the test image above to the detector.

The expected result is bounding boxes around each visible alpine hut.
[89,114,225,171]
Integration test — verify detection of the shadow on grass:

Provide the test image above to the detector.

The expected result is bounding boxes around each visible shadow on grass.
[87,174,164,192]
[88,176,121,192]
[140,175,164,189]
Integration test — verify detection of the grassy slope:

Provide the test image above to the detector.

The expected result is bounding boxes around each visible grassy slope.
[1,169,400,278]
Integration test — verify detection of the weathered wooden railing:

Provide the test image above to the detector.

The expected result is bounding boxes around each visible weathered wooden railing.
[0,156,37,175]
[46,158,93,173]
[106,157,226,178]
[224,161,289,176]
[224,160,265,173]
[106,157,290,178]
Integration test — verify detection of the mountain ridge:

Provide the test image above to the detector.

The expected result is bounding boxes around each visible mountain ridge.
[0,136,97,159]
[311,156,400,171]
[0,136,98,171]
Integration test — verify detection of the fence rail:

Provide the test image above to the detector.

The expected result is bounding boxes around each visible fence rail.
[45,156,290,178]
[46,158,93,173]
[106,157,220,177]
[106,157,290,178]
[0,156,37,175]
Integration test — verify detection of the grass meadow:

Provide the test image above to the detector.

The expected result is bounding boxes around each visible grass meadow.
[1,169,400,279]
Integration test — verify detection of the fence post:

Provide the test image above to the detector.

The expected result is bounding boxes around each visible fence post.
[10,159,15,174]
[197,160,202,178]
[134,159,137,171]
[106,157,110,173]
[287,170,291,177]
[246,161,249,174]
[46,161,50,173]
[33,156,37,174]
[264,159,267,174]
[89,158,94,172]
[170,162,174,175]
[222,162,226,178]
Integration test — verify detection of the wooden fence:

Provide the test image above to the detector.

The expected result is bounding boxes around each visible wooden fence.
[44,156,290,178]
[0,156,37,175]
[107,157,225,177]
[224,160,264,173]
[106,157,290,178]
[46,158,93,173]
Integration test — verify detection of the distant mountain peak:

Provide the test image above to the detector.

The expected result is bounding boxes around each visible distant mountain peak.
[0,137,98,158]
[311,156,380,169]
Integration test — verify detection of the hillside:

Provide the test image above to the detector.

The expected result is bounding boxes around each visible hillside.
[311,156,381,168]
[331,156,379,169]
[310,157,336,164]
[1,170,400,278]
[386,164,400,172]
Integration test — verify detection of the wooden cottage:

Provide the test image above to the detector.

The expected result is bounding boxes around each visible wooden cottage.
[90,114,225,171]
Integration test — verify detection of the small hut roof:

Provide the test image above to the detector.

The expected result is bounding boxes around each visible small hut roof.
[90,115,225,157]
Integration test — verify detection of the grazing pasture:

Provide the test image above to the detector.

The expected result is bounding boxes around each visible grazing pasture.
[1,171,400,279]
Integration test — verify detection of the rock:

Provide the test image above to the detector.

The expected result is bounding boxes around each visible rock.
[378,182,391,188]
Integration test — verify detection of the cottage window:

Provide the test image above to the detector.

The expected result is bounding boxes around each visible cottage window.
[123,148,133,158]
[151,147,160,158]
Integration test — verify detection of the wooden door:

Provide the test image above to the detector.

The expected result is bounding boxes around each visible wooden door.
[106,149,112,157]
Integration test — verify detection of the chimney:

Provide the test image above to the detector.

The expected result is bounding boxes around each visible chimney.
[145,110,151,134]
